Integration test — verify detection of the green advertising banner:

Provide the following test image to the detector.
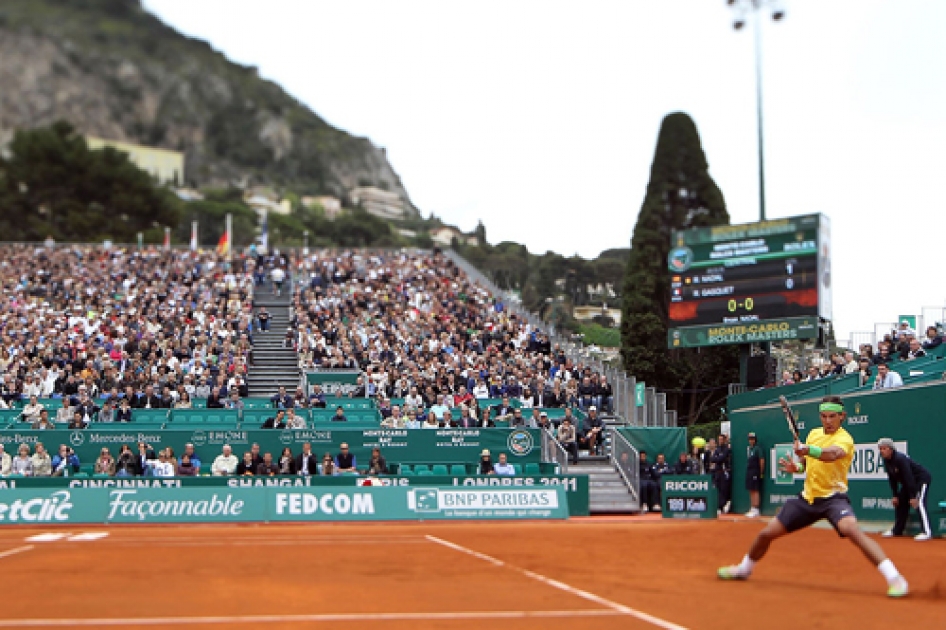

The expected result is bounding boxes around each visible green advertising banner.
[0,428,542,468]
[304,370,362,396]
[729,383,946,532]
[0,473,589,516]
[0,485,568,524]
[617,427,687,462]
[661,475,717,519]
[669,316,819,349]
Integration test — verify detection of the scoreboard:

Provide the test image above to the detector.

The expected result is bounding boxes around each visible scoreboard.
[667,214,831,349]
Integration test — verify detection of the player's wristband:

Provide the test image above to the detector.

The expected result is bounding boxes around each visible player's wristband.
[807,445,822,459]
[794,461,805,473]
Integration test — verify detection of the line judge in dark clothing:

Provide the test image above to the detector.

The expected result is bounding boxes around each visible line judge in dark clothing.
[334,443,358,474]
[878,438,933,541]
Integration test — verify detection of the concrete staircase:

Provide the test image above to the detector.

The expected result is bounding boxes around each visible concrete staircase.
[249,282,297,398]
[571,419,638,514]
[571,455,639,514]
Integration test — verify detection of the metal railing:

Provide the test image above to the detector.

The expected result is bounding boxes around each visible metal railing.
[610,427,640,504]
[541,428,569,474]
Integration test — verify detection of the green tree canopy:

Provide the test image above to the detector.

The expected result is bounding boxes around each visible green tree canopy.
[620,112,738,425]
[0,121,181,242]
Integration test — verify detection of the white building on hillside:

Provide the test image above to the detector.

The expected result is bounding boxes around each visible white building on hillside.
[350,186,407,219]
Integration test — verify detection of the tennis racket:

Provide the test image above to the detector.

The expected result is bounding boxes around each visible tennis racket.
[778,395,801,443]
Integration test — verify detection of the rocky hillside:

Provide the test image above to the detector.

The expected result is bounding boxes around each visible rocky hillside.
[0,0,415,208]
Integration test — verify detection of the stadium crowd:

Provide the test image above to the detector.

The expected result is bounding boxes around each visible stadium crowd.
[286,250,614,427]
[0,243,257,417]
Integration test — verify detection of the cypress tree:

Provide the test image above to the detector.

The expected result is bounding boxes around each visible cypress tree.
[620,113,738,425]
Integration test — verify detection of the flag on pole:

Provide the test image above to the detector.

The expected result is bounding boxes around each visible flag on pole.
[190,221,198,251]
[216,232,229,257]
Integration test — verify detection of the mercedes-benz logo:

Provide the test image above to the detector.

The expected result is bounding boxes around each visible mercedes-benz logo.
[69,431,85,447]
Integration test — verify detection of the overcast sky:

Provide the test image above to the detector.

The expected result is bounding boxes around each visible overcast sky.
[144,0,946,343]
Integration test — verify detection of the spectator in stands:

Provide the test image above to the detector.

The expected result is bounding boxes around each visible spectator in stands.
[779,371,794,386]
[843,351,859,374]
[0,444,10,477]
[404,386,424,409]
[472,379,489,399]
[439,409,458,428]
[309,384,327,409]
[580,407,604,456]
[803,366,821,382]
[278,447,296,475]
[922,326,942,351]
[174,391,193,409]
[493,453,516,476]
[557,417,579,465]
[577,377,598,410]
[792,370,804,384]
[491,397,515,424]
[262,409,287,429]
[237,452,256,476]
[321,453,338,476]
[55,398,74,424]
[639,452,659,513]
[137,442,157,475]
[906,339,926,361]
[295,443,318,475]
[873,343,895,365]
[332,406,348,422]
[857,357,873,387]
[115,445,136,477]
[32,410,55,430]
[422,413,439,429]
[478,449,495,475]
[22,396,44,423]
[256,453,278,476]
[68,410,87,430]
[211,445,239,476]
[367,448,387,475]
[194,378,211,400]
[51,445,80,477]
[652,453,672,504]
[257,306,271,332]
[429,395,449,422]
[177,454,197,476]
[150,450,175,477]
[873,363,903,390]
[597,376,613,413]
[335,443,357,474]
[182,444,201,474]
[95,399,116,423]
[134,385,161,409]
[509,408,528,427]
[12,444,33,476]
[285,408,306,429]
[114,399,133,424]
[383,405,405,429]
[224,389,244,410]
[271,386,293,410]
[92,448,115,476]
[31,443,52,477]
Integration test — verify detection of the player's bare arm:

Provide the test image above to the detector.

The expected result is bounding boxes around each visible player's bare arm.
[792,442,848,462]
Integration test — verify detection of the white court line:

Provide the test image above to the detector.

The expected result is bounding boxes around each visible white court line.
[67,533,109,542]
[98,540,429,548]
[25,534,68,543]
[0,609,620,627]
[426,535,688,630]
[0,546,34,561]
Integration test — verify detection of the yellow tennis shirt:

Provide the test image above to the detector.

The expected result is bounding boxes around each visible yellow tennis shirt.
[802,427,854,503]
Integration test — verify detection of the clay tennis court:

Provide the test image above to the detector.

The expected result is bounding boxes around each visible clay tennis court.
[0,518,942,629]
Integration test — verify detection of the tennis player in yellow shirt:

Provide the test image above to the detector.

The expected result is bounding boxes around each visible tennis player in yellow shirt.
[718,395,909,597]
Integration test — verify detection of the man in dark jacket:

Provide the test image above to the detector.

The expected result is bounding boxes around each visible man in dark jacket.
[878,438,933,541]
[261,410,287,429]
[711,434,732,514]
[639,451,659,513]
[295,443,318,475]
[579,407,604,455]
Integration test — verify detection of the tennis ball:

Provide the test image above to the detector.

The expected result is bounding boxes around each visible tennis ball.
[692,437,706,449]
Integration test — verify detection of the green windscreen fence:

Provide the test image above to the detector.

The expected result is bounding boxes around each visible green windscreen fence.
[617,427,687,461]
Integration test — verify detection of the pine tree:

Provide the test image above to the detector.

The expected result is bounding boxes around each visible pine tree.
[620,113,738,425]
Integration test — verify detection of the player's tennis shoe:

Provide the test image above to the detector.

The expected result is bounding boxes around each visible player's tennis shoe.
[744,508,760,518]
[887,577,909,598]
[881,529,894,538]
[914,533,931,542]
[717,565,750,580]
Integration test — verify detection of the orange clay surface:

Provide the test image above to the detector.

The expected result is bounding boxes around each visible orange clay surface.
[0,516,943,630]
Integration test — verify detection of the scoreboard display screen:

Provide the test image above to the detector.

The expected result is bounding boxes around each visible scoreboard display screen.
[667,214,831,348]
